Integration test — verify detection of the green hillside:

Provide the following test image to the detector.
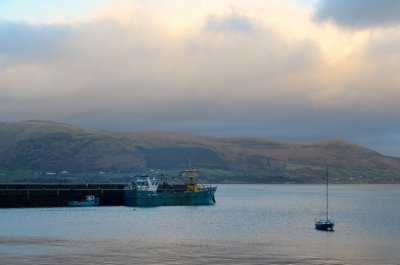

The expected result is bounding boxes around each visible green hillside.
[0,120,399,183]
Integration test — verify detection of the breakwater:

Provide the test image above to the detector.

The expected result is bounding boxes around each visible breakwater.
[0,183,125,208]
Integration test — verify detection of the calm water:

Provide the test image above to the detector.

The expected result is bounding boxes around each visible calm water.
[1,184,399,264]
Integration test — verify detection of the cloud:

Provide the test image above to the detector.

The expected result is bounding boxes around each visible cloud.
[1,1,400,156]
[0,20,71,61]
[204,8,256,34]
[315,0,400,29]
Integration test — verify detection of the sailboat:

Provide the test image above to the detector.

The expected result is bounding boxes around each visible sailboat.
[315,167,335,231]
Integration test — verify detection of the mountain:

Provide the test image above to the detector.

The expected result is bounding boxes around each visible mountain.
[0,120,399,183]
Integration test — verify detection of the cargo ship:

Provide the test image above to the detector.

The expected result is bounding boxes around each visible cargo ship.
[124,169,216,206]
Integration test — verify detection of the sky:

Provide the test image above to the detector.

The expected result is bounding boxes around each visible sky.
[1,0,400,156]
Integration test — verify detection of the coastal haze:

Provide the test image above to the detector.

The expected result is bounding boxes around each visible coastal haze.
[1,0,400,156]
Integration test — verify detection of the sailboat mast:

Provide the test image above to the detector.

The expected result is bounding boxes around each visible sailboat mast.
[326,167,329,221]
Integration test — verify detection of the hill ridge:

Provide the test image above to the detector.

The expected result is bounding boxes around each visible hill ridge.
[0,120,399,183]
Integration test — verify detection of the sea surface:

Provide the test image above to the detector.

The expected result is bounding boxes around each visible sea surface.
[1,184,399,264]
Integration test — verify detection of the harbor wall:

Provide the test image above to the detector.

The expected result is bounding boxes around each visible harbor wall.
[0,184,125,208]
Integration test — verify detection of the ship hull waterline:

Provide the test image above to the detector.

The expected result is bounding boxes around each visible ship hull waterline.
[315,220,334,231]
[67,198,99,207]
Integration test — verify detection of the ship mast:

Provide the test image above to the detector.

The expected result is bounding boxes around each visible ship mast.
[184,160,198,192]
[326,167,329,221]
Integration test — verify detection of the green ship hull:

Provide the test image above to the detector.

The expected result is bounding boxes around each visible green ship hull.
[124,169,216,206]
[124,187,216,206]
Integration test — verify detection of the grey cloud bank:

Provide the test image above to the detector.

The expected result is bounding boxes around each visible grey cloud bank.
[315,0,400,29]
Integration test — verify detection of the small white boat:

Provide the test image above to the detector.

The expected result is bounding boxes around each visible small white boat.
[68,195,99,207]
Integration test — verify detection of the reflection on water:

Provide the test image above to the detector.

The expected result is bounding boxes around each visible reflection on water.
[1,185,399,265]
[1,237,397,265]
